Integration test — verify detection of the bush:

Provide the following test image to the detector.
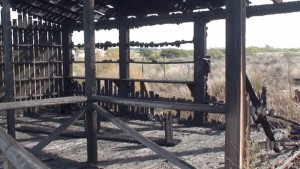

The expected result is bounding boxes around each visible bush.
[283,51,299,58]
[246,46,261,56]
[139,48,160,61]
[160,48,192,58]
[207,48,225,59]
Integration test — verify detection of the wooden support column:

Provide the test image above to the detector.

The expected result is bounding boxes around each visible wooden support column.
[225,0,246,168]
[62,24,73,96]
[193,20,207,126]
[2,0,16,138]
[62,24,73,113]
[83,0,98,164]
[118,25,130,116]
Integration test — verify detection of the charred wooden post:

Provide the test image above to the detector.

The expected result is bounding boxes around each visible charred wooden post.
[2,0,16,138]
[83,0,98,164]
[62,24,74,113]
[149,91,155,118]
[193,20,207,126]
[119,25,130,116]
[164,111,176,145]
[225,0,246,168]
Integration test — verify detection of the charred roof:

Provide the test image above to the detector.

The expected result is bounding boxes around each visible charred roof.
[8,0,226,24]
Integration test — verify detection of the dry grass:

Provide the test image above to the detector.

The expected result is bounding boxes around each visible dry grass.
[73,49,300,123]
[247,54,300,122]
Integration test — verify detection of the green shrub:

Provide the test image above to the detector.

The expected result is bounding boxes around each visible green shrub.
[246,46,261,56]
[139,48,160,61]
[160,48,192,58]
[283,51,299,58]
[207,48,225,59]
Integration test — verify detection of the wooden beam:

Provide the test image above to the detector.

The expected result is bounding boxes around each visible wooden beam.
[92,104,196,169]
[62,24,73,98]
[71,76,194,84]
[119,25,130,116]
[225,0,247,168]
[71,1,300,30]
[0,96,87,111]
[83,0,98,164]
[92,95,225,113]
[0,126,50,169]
[193,20,207,126]
[31,108,86,153]
[129,61,194,65]
[2,0,16,138]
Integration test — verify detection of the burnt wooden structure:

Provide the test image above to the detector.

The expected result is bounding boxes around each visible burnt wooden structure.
[1,0,300,168]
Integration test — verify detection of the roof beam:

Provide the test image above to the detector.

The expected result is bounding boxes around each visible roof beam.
[71,1,300,30]
[10,1,68,23]
[12,0,80,22]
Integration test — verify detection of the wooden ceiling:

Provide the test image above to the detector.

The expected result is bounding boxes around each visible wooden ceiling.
[7,0,226,24]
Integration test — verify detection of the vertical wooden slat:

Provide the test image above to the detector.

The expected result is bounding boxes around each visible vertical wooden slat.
[12,19,19,98]
[140,82,145,114]
[108,80,113,109]
[44,22,50,98]
[56,25,63,97]
[149,91,155,118]
[28,16,34,102]
[18,14,25,98]
[104,79,108,108]
[23,13,31,99]
[47,22,53,98]
[36,19,42,99]
[33,20,38,100]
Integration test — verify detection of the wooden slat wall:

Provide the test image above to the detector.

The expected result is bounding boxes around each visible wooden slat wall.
[71,78,192,117]
[6,12,64,102]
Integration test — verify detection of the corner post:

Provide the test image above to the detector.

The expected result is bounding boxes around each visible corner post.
[2,0,16,138]
[225,0,247,168]
[83,0,98,164]
[193,20,207,126]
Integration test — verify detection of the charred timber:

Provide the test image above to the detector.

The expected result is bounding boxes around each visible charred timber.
[31,108,86,153]
[92,104,196,169]
[0,126,50,169]
[92,95,225,113]
[71,76,194,84]
[0,96,87,111]
[71,1,300,30]
[2,0,16,138]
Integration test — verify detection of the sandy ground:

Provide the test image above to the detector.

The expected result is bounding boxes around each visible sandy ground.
[0,114,297,169]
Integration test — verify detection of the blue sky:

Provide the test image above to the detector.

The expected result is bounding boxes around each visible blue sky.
[72,0,300,49]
